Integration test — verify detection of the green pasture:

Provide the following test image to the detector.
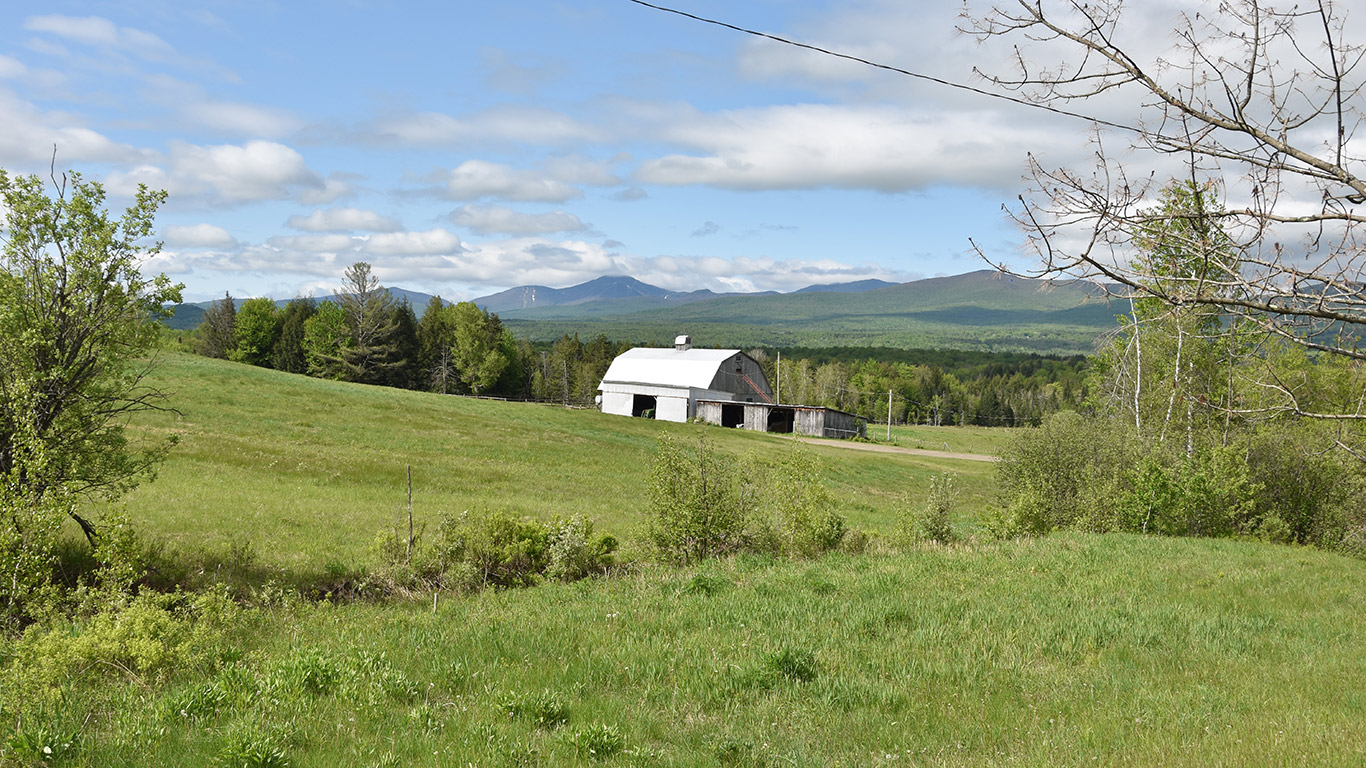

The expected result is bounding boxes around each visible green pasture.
[26,533,1366,766]
[109,353,1003,576]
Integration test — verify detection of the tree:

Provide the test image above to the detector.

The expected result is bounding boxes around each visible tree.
[271,297,317,374]
[196,292,236,359]
[230,296,282,367]
[417,296,458,393]
[450,301,510,395]
[0,168,183,553]
[963,0,1366,439]
[302,301,352,380]
[335,261,402,384]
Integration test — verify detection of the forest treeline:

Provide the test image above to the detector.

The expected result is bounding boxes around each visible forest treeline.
[185,261,1089,426]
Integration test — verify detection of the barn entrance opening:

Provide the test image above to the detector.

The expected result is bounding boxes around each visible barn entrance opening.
[767,407,795,434]
[721,403,744,428]
[632,394,657,418]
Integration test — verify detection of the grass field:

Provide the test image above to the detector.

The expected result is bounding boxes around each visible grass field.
[18,534,1366,766]
[11,350,1366,766]
[108,353,1002,577]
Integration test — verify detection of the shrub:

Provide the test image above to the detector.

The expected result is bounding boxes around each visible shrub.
[545,517,618,582]
[431,511,616,590]
[912,473,959,544]
[647,435,755,564]
[648,435,846,563]
[760,445,846,557]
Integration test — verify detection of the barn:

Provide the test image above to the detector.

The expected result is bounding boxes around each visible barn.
[597,336,773,422]
[598,337,866,439]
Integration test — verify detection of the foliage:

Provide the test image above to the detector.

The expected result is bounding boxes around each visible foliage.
[300,301,351,380]
[566,723,625,760]
[269,298,315,374]
[647,434,846,563]
[431,511,616,590]
[197,292,237,359]
[0,168,181,621]
[910,472,959,544]
[501,689,569,729]
[229,297,282,368]
[335,262,403,384]
[647,435,756,564]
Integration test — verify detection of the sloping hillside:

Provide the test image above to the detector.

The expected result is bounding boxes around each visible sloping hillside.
[114,353,997,571]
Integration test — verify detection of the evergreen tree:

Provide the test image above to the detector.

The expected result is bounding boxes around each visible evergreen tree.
[336,262,401,384]
[384,299,420,389]
[196,292,236,359]
[271,297,316,374]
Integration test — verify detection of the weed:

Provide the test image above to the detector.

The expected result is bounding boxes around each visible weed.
[681,572,730,596]
[5,721,83,766]
[764,647,818,683]
[215,730,289,768]
[501,690,569,729]
[567,723,625,760]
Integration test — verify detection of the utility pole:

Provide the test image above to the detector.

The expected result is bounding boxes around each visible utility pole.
[887,389,893,442]
[776,350,781,404]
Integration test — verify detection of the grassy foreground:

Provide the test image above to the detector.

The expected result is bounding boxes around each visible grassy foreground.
[109,353,998,575]
[14,533,1366,766]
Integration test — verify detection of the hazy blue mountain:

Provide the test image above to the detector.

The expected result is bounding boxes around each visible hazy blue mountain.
[793,279,900,293]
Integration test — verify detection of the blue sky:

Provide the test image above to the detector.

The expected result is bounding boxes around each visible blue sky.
[0,1,1118,302]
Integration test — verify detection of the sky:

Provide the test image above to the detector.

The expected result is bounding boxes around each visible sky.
[0,0,1199,303]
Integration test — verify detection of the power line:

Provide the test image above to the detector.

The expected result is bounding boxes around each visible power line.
[624,0,1139,135]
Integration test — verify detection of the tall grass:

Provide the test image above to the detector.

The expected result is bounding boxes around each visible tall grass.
[20,534,1366,766]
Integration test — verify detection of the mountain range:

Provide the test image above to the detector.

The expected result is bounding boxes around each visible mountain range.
[165,271,1119,354]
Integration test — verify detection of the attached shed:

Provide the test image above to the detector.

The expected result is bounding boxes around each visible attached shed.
[598,336,773,423]
[696,400,867,439]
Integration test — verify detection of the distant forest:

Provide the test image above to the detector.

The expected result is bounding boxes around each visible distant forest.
[180,265,1087,428]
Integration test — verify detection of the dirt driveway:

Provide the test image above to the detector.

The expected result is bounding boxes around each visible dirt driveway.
[802,437,998,462]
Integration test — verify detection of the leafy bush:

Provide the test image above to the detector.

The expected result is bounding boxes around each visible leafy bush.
[432,511,616,590]
[10,589,241,693]
[545,517,618,582]
[648,435,846,563]
[647,435,755,564]
[910,473,959,544]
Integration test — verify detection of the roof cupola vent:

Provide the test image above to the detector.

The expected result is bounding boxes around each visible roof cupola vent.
[674,334,692,351]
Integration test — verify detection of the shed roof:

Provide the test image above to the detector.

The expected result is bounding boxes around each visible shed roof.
[600,347,740,390]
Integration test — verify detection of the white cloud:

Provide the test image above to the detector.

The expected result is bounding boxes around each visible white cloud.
[266,234,359,253]
[287,207,401,233]
[363,229,464,256]
[0,55,26,79]
[373,106,603,146]
[0,87,145,166]
[107,140,321,205]
[184,101,301,137]
[162,223,236,248]
[23,15,176,60]
[449,204,587,236]
[636,104,1070,192]
[299,174,355,205]
[438,160,582,202]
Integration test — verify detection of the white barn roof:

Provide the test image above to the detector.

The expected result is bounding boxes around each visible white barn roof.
[600,347,740,389]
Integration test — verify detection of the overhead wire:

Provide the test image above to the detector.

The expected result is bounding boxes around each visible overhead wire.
[624,0,1140,134]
